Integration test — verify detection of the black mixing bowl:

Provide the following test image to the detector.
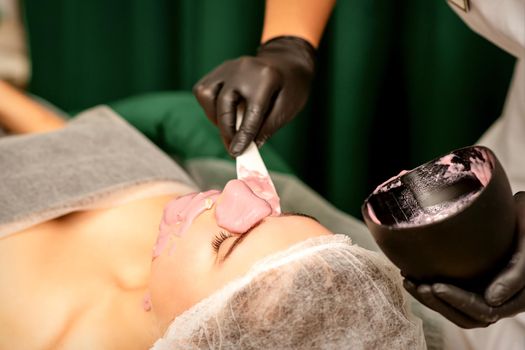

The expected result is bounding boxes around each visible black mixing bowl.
[362,146,516,292]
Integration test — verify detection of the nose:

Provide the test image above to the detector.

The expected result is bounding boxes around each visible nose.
[215,180,273,234]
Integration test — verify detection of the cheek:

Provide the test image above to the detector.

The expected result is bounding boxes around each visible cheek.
[149,215,220,325]
[150,256,207,322]
[150,252,196,326]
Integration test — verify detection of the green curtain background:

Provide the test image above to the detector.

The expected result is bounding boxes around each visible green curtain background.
[23,0,515,217]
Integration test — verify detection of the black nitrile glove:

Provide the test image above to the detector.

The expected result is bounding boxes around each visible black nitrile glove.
[193,36,316,157]
[404,191,525,328]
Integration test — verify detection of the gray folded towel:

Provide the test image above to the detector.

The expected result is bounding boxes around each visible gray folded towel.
[0,105,197,238]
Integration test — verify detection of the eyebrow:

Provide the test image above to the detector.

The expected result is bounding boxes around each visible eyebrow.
[281,211,319,222]
[220,211,319,261]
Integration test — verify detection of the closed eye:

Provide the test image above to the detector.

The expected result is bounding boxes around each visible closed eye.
[217,220,264,262]
[211,231,232,252]
[218,212,318,262]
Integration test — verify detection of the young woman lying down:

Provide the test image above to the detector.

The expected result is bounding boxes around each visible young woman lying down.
[0,82,425,349]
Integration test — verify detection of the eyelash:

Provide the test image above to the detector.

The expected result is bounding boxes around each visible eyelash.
[211,231,232,252]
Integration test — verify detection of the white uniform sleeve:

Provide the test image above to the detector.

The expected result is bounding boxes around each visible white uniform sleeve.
[443,3,525,350]
[448,0,525,59]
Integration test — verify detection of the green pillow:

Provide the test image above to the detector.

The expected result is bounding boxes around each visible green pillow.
[109,91,292,174]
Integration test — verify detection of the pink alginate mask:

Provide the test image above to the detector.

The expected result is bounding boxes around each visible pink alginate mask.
[153,190,220,259]
[215,179,273,234]
[153,179,280,259]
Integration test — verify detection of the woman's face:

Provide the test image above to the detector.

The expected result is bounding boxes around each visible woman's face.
[149,180,332,328]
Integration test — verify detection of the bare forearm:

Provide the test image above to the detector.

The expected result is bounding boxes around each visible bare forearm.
[0,80,65,133]
[261,0,336,48]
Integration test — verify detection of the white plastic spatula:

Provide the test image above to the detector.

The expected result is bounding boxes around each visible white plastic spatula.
[235,104,281,214]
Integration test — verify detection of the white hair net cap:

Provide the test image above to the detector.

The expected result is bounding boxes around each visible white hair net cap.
[151,234,426,350]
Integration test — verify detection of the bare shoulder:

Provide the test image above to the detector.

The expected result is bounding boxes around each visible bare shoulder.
[0,193,175,349]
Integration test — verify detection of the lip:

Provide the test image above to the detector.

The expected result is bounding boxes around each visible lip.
[162,190,219,226]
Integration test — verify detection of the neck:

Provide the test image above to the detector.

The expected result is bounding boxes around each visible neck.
[107,287,163,349]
